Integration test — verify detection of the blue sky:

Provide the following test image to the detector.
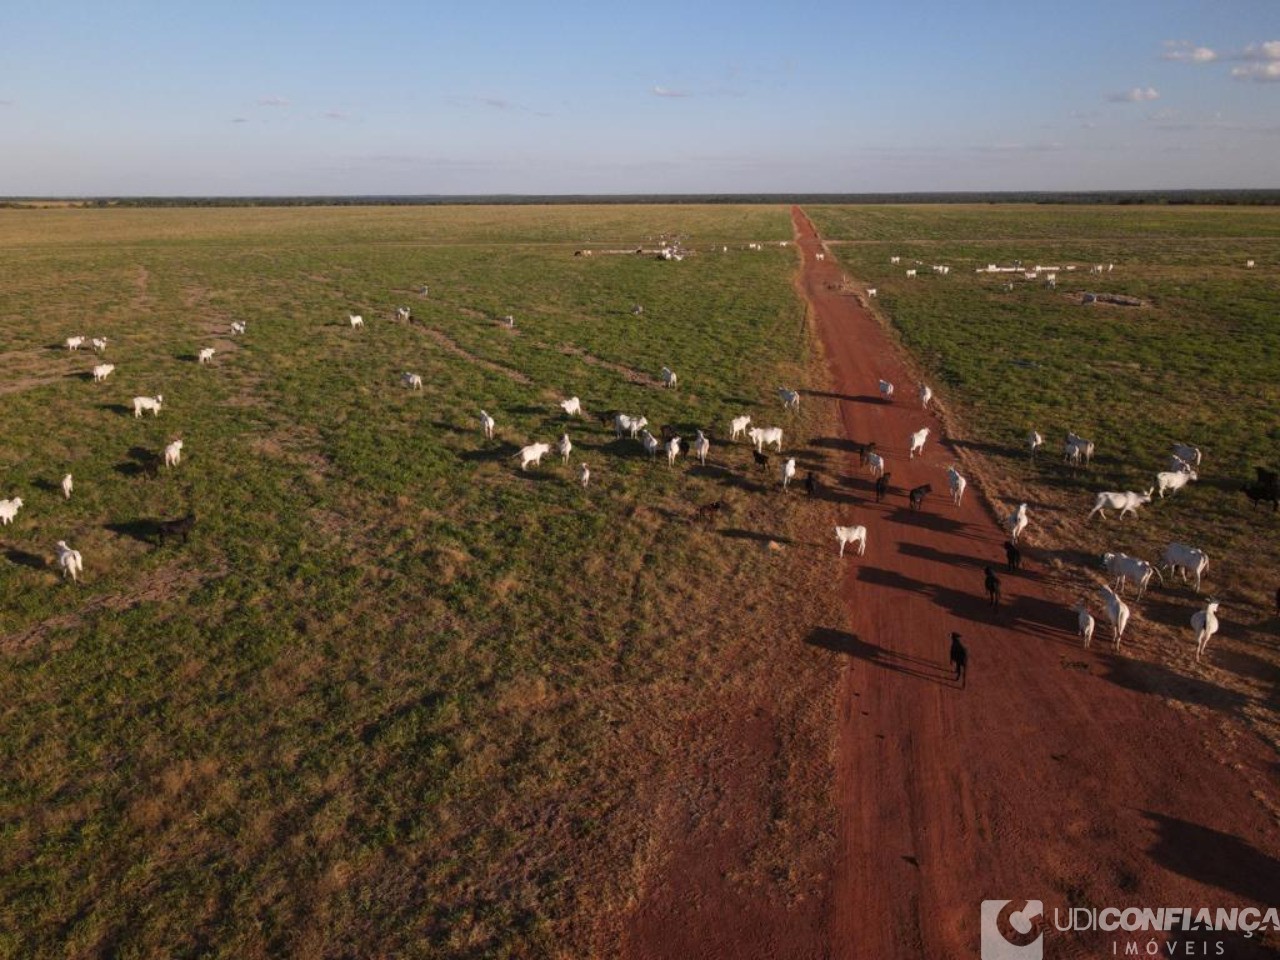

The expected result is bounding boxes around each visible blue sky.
[2,0,1278,195]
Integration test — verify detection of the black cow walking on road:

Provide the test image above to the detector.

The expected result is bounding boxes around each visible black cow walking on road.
[950,632,968,686]
[985,566,1002,608]
[1004,540,1022,573]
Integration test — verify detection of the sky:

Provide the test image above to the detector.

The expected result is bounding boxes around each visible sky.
[1,0,1278,195]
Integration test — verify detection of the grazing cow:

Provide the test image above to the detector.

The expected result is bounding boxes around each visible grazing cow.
[478,410,496,440]
[349,314,364,329]
[747,426,784,453]
[55,540,83,583]
[559,432,573,465]
[665,436,681,468]
[156,513,196,545]
[560,397,583,417]
[1004,541,1022,573]
[1028,430,1043,460]
[835,524,868,557]
[1102,552,1163,599]
[1161,542,1209,593]
[865,452,885,478]
[1098,585,1131,650]
[1155,467,1197,498]
[692,430,710,466]
[857,442,878,468]
[908,483,932,511]
[730,415,752,441]
[513,442,551,471]
[694,500,725,524]
[919,384,933,409]
[1191,600,1221,662]
[804,471,818,497]
[61,474,73,500]
[949,632,967,685]
[781,457,797,490]
[778,388,801,412]
[985,567,1002,608]
[875,473,890,503]
[660,366,678,389]
[579,463,590,489]
[878,380,895,402]
[1087,489,1153,521]
[752,449,770,469]
[396,307,412,322]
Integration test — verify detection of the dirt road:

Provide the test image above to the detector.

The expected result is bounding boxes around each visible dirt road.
[792,207,1279,959]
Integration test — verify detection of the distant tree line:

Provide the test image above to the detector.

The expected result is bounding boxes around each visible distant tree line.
[2,190,1279,208]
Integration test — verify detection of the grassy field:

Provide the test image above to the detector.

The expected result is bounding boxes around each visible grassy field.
[4,201,1278,957]
[0,205,846,958]
[808,203,1280,742]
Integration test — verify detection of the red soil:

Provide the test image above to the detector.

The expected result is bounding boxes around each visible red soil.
[619,208,1280,959]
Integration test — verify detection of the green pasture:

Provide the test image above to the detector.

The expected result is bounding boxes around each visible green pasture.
[0,205,821,958]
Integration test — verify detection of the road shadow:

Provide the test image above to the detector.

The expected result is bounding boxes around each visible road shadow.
[1098,656,1251,715]
[1144,811,1280,907]
[805,627,959,687]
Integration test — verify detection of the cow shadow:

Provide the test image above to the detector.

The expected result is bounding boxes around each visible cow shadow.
[1097,656,1251,715]
[105,519,163,544]
[99,402,135,417]
[457,444,517,463]
[66,371,95,382]
[720,528,793,546]
[884,507,973,536]
[805,627,958,687]
[32,478,63,494]
[177,353,200,364]
[114,447,158,478]
[431,420,480,436]
[797,389,858,402]
[4,547,46,570]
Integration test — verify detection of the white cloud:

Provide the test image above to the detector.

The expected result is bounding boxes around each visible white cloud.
[257,95,290,108]
[322,109,349,120]
[651,86,690,98]
[1108,86,1160,103]
[1232,61,1280,82]
[1161,40,1217,63]
[231,117,248,124]
[1239,40,1280,61]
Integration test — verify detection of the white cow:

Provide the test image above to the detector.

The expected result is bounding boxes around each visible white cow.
[946,465,967,506]
[1075,603,1096,649]
[692,430,710,466]
[1191,600,1220,662]
[1088,489,1153,521]
[878,380,895,402]
[890,256,901,264]
[1028,430,1043,459]
[919,384,933,409]
[1098,585,1131,650]
[478,410,495,440]
[905,269,917,278]
[866,288,877,298]
[1155,467,1197,498]
[91,337,108,353]
[1103,552,1163,599]
[560,397,582,417]
[660,366,678,389]
[164,439,184,469]
[513,442,551,471]
[641,430,660,459]
[747,426,784,453]
[0,497,24,525]
[559,433,573,465]
[198,348,215,365]
[778,388,800,412]
[730,415,752,441]
[349,314,364,329]
[396,307,412,322]
[61,474,73,500]
[401,372,423,390]
[865,452,885,478]
[615,413,648,439]
[1064,432,1094,467]
[55,540,83,583]
[1162,543,1209,593]
[230,321,246,335]
[835,524,868,557]
[1007,503,1029,543]
[665,436,680,468]
[578,463,590,488]
[781,457,796,489]
[133,395,163,418]
[92,363,115,383]
[908,427,930,459]
[65,336,85,351]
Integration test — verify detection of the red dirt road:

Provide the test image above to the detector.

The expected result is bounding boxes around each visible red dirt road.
[792,207,1280,959]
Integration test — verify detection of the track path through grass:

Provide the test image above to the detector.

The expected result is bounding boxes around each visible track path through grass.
[794,207,1279,960]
